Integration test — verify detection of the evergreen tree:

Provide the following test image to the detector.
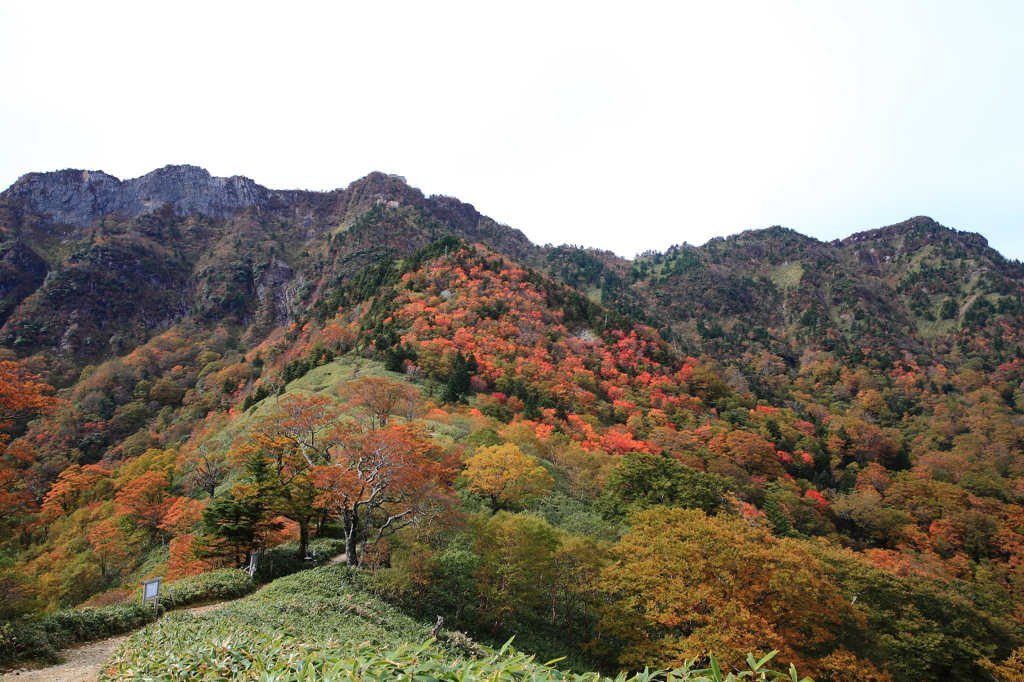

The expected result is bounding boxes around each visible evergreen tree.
[443,352,472,402]
[763,496,794,537]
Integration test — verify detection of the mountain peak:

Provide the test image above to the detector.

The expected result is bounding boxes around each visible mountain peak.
[2,165,270,226]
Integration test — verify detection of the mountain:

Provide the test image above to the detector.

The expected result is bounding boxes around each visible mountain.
[5,166,1020,380]
[3,165,1024,681]
[0,166,540,373]
[552,219,1024,368]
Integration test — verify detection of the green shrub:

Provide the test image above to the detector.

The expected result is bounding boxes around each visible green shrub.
[166,568,256,608]
[252,537,347,582]
[100,632,809,682]
[0,620,55,665]
[0,601,157,665]
[99,565,812,682]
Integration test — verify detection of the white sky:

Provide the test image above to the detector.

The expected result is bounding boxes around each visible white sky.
[1,0,1021,261]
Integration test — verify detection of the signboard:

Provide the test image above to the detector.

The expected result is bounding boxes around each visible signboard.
[141,577,164,611]
[247,551,260,577]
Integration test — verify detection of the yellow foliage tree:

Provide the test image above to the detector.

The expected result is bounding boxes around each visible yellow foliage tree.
[598,507,881,678]
[980,646,1024,682]
[463,444,554,510]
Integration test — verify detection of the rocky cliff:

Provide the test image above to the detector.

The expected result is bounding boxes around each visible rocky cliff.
[0,165,540,261]
[2,165,271,225]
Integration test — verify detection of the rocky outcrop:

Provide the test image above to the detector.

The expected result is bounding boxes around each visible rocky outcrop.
[424,193,541,266]
[0,241,47,327]
[256,258,298,325]
[1,166,548,268]
[1,165,271,226]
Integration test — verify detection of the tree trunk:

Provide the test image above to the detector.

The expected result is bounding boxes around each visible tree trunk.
[345,533,359,566]
[299,520,310,558]
[344,509,360,567]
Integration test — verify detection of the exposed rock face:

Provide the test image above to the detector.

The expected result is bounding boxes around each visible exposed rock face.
[256,257,298,325]
[0,241,48,327]
[2,165,271,225]
[1,241,47,277]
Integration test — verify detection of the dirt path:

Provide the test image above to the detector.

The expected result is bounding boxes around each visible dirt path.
[1,602,227,682]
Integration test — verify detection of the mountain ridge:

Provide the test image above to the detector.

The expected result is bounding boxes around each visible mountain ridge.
[2,166,1022,383]
[8,165,1017,264]
[3,167,1024,679]
[1,165,541,262]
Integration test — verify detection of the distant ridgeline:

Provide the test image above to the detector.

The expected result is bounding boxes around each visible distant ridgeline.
[1,166,1024,681]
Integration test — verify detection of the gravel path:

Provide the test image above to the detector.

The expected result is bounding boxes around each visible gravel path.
[1,602,227,682]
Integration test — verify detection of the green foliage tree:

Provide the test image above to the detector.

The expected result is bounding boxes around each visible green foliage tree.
[149,378,185,406]
[442,352,475,403]
[811,543,1023,682]
[472,512,560,636]
[762,495,793,537]
[596,451,730,520]
[465,427,505,449]
[200,490,281,568]
[940,298,958,320]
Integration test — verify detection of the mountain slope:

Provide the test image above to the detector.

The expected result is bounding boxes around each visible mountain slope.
[0,167,540,371]
[4,165,1024,680]
[549,218,1024,373]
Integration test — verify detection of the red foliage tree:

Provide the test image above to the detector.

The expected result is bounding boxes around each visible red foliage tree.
[312,424,457,566]
[0,361,58,531]
[114,470,172,541]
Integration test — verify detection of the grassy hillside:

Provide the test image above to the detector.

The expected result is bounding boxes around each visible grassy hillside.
[98,565,813,682]
[99,566,460,681]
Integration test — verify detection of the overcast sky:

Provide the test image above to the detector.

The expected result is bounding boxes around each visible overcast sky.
[1,1,1021,261]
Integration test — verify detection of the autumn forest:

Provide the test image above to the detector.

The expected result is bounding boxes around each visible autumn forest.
[2,167,1024,681]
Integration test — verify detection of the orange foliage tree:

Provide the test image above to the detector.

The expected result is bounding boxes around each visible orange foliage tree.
[161,497,215,579]
[0,361,59,428]
[39,464,110,521]
[0,361,58,533]
[87,517,133,581]
[257,393,342,461]
[241,393,345,557]
[312,423,457,567]
[114,470,172,542]
[708,430,785,477]
[336,376,419,430]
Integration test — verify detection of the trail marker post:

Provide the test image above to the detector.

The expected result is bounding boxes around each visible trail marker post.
[247,551,260,578]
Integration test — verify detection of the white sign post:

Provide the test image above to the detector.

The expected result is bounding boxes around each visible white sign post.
[247,551,259,578]
[141,577,164,614]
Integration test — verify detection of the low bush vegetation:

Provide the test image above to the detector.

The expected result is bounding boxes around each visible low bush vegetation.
[101,637,810,682]
[100,565,450,680]
[99,565,810,682]
[166,568,255,608]
[0,538,342,668]
[0,601,157,665]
